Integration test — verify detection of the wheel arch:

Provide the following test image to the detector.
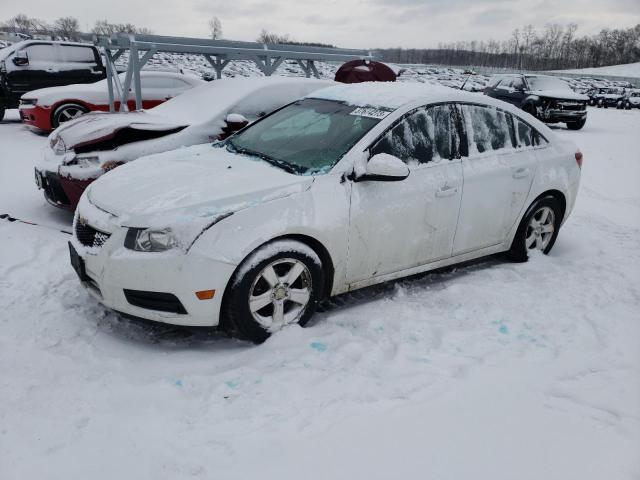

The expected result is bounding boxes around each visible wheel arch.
[531,189,567,221]
[223,233,336,303]
[50,99,92,125]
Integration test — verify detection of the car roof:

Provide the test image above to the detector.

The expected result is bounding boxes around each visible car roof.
[308,81,497,110]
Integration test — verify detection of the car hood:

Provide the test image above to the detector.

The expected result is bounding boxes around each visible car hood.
[86,143,313,228]
[51,110,189,151]
[528,89,589,101]
[22,83,101,103]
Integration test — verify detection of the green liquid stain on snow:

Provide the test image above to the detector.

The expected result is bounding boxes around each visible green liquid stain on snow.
[310,342,327,353]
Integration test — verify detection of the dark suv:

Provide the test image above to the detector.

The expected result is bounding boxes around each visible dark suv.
[484,74,589,130]
[0,40,106,121]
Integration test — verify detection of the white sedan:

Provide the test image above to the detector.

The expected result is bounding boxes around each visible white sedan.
[70,82,582,343]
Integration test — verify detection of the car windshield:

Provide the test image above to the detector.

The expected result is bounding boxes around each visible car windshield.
[228,98,384,175]
[526,76,571,91]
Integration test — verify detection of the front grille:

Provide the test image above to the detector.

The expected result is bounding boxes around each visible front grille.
[123,289,188,314]
[43,172,71,206]
[556,101,586,111]
[75,221,111,248]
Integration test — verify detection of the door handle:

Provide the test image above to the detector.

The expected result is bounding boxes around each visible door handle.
[512,167,530,179]
[436,186,457,198]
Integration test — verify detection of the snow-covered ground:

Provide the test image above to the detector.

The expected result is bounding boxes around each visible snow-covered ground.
[552,61,640,78]
[1,106,639,480]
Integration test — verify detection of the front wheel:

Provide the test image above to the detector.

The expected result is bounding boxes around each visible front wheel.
[566,118,586,130]
[506,196,562,262]
[52,103,89,129]
[222,240,324,343]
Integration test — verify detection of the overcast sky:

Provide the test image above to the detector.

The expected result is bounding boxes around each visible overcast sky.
[1,0,639,48]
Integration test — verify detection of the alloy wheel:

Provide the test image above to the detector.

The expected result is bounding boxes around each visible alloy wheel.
[525,206,555,251]
[248,258,312,331]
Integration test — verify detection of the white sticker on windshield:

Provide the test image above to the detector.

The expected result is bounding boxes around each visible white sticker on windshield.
[349,107,390,119]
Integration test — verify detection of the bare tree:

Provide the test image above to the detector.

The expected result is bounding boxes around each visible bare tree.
[208,16,222,40]
[54,16,79,41]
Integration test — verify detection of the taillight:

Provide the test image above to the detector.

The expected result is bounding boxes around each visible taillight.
[575,150,583,169]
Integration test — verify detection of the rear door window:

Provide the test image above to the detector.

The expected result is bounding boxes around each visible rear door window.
[370,104,455,165]
[512,116,548,147]
[60,45,97,64]
[460,104,512,154]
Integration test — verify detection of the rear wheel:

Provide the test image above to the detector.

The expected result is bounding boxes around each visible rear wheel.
[506,196,562,262]
[566,118,586,130]
[222,240,324,343]
[52,103,88,129]
[0,102,5,122]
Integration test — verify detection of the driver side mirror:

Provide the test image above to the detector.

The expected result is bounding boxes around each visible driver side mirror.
[218,113,249,140]
[357,153,409,182]
[12,51,29,67]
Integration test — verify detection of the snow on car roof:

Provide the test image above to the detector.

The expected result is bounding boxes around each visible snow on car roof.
[307,81,480,110]
[151,76,334,124]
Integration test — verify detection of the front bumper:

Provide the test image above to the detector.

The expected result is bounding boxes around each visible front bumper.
[543,109,587,123]
[69,205,237,327]
[19,105,53,131]
[34,167,93,211]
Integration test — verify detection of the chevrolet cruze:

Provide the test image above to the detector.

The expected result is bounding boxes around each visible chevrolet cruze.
[70,82,582,343]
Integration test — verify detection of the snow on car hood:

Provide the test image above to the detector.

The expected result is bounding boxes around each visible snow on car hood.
[21,83,103,104]
[50,111,188,150]
[86,143,313,232]
[528,89,589,101]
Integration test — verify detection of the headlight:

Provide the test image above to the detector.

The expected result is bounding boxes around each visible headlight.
[75,156,100,168]
[125,228,180,252]
[51,137,67,154]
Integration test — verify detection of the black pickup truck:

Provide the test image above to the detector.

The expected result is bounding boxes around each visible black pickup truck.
[484,74,590,130]
[0,40,106,121]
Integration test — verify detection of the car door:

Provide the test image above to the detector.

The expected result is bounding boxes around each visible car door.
[452,103,538,255]
[58,44,104,86]
[501,76,526,106]
[346,103,464,284]
[6,43,60,96]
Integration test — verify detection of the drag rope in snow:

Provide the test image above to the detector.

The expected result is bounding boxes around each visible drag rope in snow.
[0,213,72,235]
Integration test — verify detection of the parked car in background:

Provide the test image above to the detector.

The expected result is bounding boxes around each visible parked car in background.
[69,82,582,343]
[484,74,589,130]
[0,40,105,121]
[591,87,626,108]
[620,89,640,109]
[19,71,204,132]
[35,76,335,210]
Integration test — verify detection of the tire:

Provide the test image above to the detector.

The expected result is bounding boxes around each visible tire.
[0,102,5,122]
[566,118,586,130]
[52,103,89,129]
[625,102,631,110]
[222,240,324,343]
[523,104,537,120]
[616,101,622,109]
[506,196,563,262]
[597,99,603,108]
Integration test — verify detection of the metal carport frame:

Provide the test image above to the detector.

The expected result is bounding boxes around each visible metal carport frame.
[95,33,375,113]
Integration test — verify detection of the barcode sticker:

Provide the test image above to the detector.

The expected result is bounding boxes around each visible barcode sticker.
[350,107,391,119]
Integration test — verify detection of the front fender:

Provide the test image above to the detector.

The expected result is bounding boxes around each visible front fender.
[189,174,351,295]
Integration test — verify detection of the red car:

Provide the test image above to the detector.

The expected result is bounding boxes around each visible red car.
[19,71,204,132]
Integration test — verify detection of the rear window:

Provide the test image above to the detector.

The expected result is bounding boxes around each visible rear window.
[61,45,96,63]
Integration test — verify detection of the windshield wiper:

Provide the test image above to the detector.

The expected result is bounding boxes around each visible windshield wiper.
[227,141,302,175]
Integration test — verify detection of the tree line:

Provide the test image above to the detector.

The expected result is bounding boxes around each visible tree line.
[0,14,152,41]
[378,24,640,70]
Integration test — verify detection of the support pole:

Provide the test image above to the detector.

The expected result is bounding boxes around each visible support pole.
[130,43,143,111]
[105,50,115,112]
